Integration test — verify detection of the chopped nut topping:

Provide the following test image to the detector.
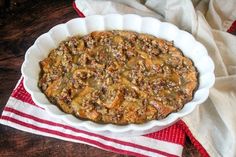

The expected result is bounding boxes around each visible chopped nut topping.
[39,30,198,124]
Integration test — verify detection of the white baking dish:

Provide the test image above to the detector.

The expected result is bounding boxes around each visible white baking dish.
[21,14,215,136]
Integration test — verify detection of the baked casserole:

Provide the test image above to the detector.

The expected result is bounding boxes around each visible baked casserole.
[38,30,198,124]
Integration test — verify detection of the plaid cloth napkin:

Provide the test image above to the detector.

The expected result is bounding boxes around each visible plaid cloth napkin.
[1,0,236,156]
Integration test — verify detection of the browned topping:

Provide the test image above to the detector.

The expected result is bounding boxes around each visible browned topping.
[38,30,198,124]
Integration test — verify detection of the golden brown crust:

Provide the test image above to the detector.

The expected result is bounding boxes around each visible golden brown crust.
[38,30,198,124]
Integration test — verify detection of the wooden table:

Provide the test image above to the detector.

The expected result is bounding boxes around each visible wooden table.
[0,0,200,156]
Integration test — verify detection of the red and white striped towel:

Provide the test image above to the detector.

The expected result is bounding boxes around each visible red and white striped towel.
[0,78,191,157]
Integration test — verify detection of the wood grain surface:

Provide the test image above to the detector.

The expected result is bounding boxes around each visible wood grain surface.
[0,0,200,156]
